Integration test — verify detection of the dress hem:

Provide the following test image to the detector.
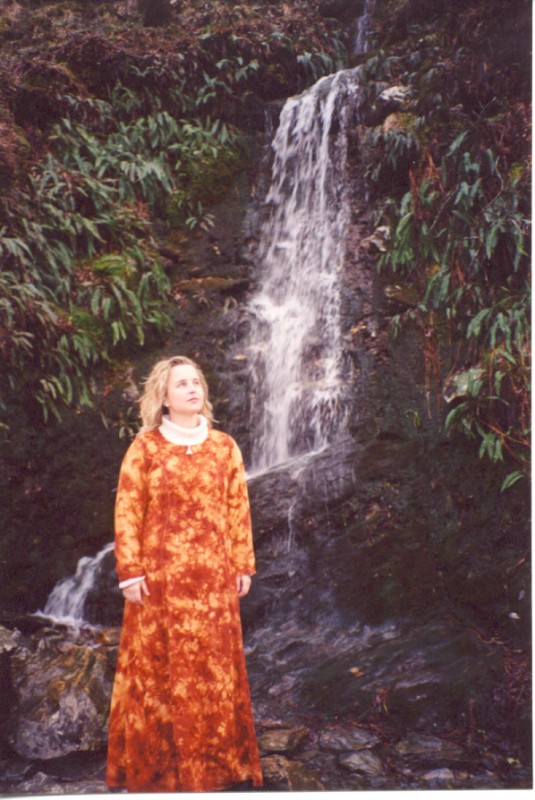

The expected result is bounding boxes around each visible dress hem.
[106,774,264,793]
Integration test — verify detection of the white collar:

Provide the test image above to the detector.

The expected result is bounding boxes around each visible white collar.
[159,414,209,447]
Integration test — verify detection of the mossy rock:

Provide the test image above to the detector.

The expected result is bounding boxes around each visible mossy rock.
[176,276,249,294]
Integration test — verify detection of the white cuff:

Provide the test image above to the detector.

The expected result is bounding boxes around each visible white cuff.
[119,576,145,589]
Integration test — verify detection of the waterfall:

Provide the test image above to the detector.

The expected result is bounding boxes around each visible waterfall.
[39,542,114,624]
[40,68,362,622]
[247,69,359,472]
[353,0,376,55]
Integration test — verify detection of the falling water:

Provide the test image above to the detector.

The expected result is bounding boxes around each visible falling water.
[247,69,360,472]
[39,542,114,623]
[353,0,376,56]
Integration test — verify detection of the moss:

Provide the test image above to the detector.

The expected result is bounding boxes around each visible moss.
[384,283,421,306]
[508,162,527,184]
[177,276,249,294]
[166,144,249,228]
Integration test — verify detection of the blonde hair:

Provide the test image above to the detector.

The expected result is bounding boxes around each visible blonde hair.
[138,355,214,433]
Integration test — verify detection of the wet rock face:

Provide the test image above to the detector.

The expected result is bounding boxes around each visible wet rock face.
[241,429,530,759]
[83,550,124,628]
[245,431,529,635]
[296,618,504,728]
[320,0,366,22]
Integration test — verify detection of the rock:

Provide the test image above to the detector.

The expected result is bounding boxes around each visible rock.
[176,276,250,295]
[377,85,412,110]
[95,627,121,647]
[319,0,365,23]
[0,611,53,636]
[83,550,124,628]
[0,624,21,747]
[339,750,384,776]
[443,366,484,403]
[0,625,20,653]
[0,757,34,783]
[319,725,380,751]
[422,767,456,785]
[359,83,413,128]
[258,726,309,754]
[9,638,114,759]
[260,754,292,788]
[139,0,172,26]
[260,754,325,790]
[269,616,506,734]
[384,283,420,307]
[0,0,23,23]
[16,772,109,795]
[287,761,326,791]
[361,224,390,253]
[395,733,464,760]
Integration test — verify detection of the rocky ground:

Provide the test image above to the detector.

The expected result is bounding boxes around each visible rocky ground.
[0,498,531,797]
[2,702,531,794]
[2,699,531,794]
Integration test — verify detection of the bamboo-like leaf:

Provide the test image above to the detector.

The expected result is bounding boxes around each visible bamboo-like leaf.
[501,471,525,492]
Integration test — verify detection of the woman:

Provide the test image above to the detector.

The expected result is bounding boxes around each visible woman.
[106,355,263,793]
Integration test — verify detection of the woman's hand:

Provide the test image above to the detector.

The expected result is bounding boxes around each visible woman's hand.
[122,579,150,605]
[236,575,252,598]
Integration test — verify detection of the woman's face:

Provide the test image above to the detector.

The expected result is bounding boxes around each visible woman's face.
[163,363,205,425]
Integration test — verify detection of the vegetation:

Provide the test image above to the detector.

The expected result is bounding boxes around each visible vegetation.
[361,0,531,489]
[0,0,345,428]
[0,45,272,421]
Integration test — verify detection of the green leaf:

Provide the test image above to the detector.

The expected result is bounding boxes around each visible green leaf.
[501,471,525,492]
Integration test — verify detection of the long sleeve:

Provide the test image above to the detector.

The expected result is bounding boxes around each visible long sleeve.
[227,438,256,576]
[114,436,150,583]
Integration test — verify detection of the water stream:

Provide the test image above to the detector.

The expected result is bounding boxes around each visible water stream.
[353,0,376,55]
[38,542,114,623]
[247,69,359,473]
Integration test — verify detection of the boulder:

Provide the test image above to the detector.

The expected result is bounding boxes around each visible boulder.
[319,725,380,751]
[9,635,116,759]
[260,754,325,790]
[377,85,412,110]
[15,772,108,795]
[339,749,384,776]
[258,726,309,754]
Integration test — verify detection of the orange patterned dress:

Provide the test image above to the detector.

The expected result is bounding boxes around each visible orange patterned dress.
[106,427,263,792]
